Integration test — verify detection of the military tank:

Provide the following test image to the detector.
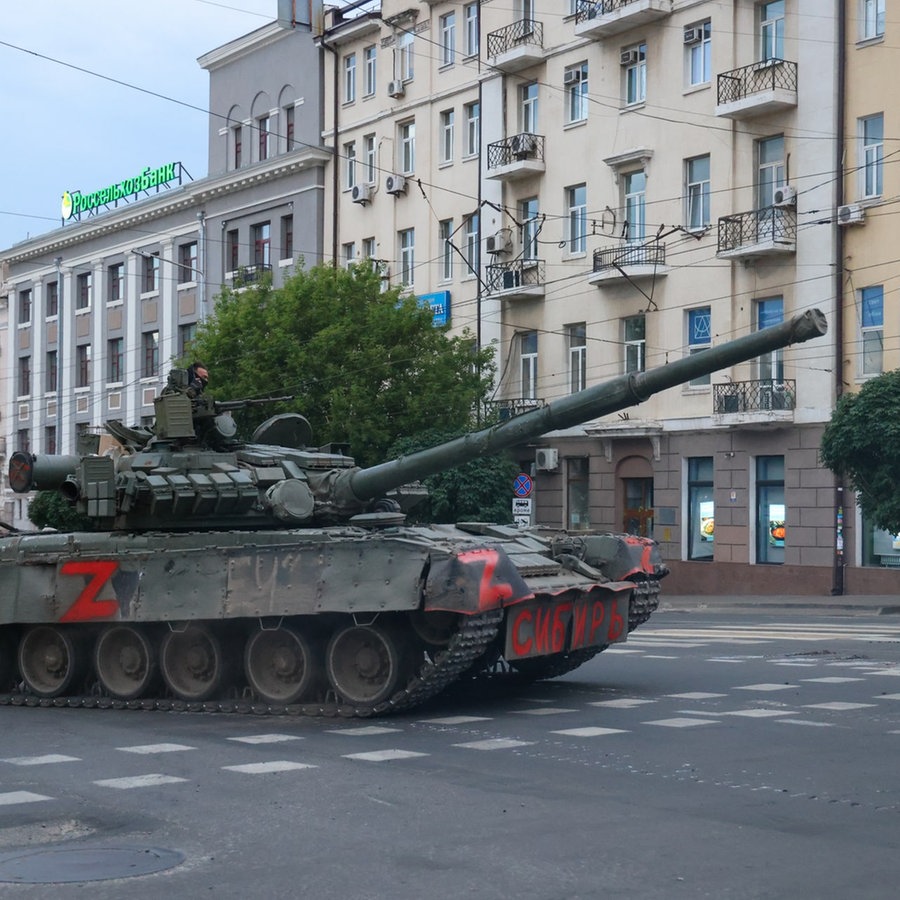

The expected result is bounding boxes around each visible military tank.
[0,309,827,716]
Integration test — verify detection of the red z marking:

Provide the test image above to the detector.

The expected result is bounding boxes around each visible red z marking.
[60,560,120,622]
[457,548,514,610]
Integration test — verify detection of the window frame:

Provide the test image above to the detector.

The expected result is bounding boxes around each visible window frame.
[624,315,646,374]
[567,323,586,394]
[439,12,456,67]
[624,43,647,106]
[520,330,538,400]
[439,218,454,282]
[859,285,884,376]
[463,102,480,157]
[439,109,455,164]
[687,21,712,86]
[686,155,711,231]
[860,113,884,199]
[399,228,415,286]
[344,53,357,104]
[565,184,587,254]
[687,307,712,386]
[463,2,479,57]
[565,62,588,124]
[398,120,416,174]
[364,46,376,97]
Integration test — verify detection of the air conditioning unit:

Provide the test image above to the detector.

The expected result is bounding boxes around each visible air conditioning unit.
[485,231,512,254]
[683,27,704,44]
[563,68,580,85]
[535,448,559,472]
[385,174,407,195]
[387,80,405,98]
[773,185,797,207]
[351,183,372,205]
[510,133,536,159]
[620,49,639,66]
[837,203,866,225]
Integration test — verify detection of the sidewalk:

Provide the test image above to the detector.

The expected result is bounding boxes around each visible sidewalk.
[657,594,900,616]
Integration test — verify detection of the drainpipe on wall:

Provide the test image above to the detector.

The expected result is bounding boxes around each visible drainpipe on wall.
[319,30,340,268]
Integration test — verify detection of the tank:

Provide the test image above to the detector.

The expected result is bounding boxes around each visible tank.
[0,309,827,716]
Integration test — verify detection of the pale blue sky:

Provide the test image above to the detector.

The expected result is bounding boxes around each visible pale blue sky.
[0,0,279,250]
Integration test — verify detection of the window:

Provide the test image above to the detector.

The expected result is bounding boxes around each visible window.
[142,331,159,378]
[687,21,712,85]
[521,197,539,260]
[861,114,883,198]
[258,114,270,162]
[687,307,712,386]
[863,0,885,39]
[252,222,271,268]
[342,242,356,268]
[45,426,57,456]
[18,356,31,396]
[759,0,785,61]
[399,120,415,174]
[688,457,714,561]
[344,140,357,189]
[179,323,197,359]
[520,331,538,399]
[108,337,124,384]
[179,242,198,283]
[520,82,538,133]
[399,228,415,286]
[18,288,32,324]
[364,134,376,183]
[624,315,645,373]
[565,62,588,123]
[566,457,590,531]
[284,104,295,151]
[624,170,646,242]
[624,44,647,106]
[464,102,479,156]
[227,229,239,272]
[17,429,30,453]
[566,184,587,254]
[859,285,884,376]
[440,110,454,164]
[232,124,242,169]
[756,455,785,564]
[344,53,356,104]
[45,350,57,393]
[755,297,784,382]
[142,252,160,293]
[362,237,376,261]
[76,344,91,389]
[364,46,376,96]
[280,215,294,261]
[108,263,124,303]
[440,12,456,67]
[464,213,479,274]
[76,272,92,310]
[396,31,414,82]
[440,218,454,281]
[46,281,58,318]
[568,323,586,394]
[686,155,711,231]
[464,3,479,56]
[757,135,785,208]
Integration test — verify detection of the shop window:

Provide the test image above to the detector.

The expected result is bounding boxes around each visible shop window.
[756,455,784,564]
[688,457,714,560]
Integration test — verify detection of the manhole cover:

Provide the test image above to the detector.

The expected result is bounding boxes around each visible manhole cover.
[0,846,184,883]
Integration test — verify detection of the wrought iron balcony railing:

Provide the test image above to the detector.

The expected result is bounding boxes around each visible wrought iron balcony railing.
[717,59,798,105]
[486,259,546,293]
[592,241,666,274]
[714,379,796,414]
[483,397,546,422]
[486,19,543,58]
[717,207,796,255]
[486,133,545,169]
[231,263,272,288]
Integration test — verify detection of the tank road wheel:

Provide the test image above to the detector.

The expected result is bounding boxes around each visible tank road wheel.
[408,610,461,648]
[325,622,408,707]
[94,625,160,701]
[244,625,321,705]
[160,625,230,702]
[18,625,87,698]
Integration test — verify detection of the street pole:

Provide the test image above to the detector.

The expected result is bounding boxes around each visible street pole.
[55,256,63,454]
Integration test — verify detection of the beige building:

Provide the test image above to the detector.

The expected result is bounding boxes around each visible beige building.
[318,0,884,594]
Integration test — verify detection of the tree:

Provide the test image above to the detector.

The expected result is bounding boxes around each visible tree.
[187,264,496,467]
[27,491,93,532]
[820,370,900,533]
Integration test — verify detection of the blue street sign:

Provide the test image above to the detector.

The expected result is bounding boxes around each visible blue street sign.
[513,473,533,498]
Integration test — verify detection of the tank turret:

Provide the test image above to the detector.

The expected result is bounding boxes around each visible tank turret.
[8,309,827,532]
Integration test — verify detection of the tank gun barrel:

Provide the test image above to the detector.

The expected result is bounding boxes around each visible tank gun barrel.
[214,394,295,412]
[348,309,827,503]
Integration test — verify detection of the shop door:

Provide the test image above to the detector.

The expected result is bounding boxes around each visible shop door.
[623,477,654,537]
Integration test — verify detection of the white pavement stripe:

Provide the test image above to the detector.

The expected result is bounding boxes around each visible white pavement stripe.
[551,727,629,737]
[1,754,81,766]
[666,692,727,700]
[802,677,864,684]
[645,718,720,728]
[227,734,304,744]
[721,709,794,718]
[342,750,429,762]
[325,726,402,736]
[0,791,52,806]
[94,774,188,789]
[513,707,577,716]
[452,738,535,751]
[735,683,796,692]
[117,743,195,754]
[803,702,877,711]
[589,698,656,708]
[223,761,317,774]
[418,716,492,725]
[777,719,834,727]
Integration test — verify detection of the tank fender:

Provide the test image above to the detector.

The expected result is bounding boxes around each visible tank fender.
[423,546,534,614]
[579,534,668,581]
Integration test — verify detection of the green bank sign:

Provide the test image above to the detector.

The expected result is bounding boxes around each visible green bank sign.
[61,162,181,220]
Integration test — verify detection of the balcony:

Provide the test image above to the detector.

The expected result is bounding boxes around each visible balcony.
[229,264,273,288]
[486,259,546,300]
[486,133,546,181]
[574,0,672,40]
[714,379,796,422]
[587,241,669,286]
[483,397,546,423]
[716,60,798,119]
[717,207,796,259]
[486,20,545,72]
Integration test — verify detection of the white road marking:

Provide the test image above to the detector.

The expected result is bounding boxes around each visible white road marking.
[452,738,535,751]
[803,702,877,711]
[418,716,492,725]
[1,754,81,766]
[734,683,796,692]
[94,774,188,789]
[721,709,794,718]
[666,692,727,700]
[223,761,317,774]
[227,734,304,744]
[551,727,629,737]
[117,743,195,754]
[802,677,864,684]
[644,718,719,728]
[342,750,429,761]
[325,726,402,736]
[589,698,656,708]
[513,707,577,716]
[0,791,52,806]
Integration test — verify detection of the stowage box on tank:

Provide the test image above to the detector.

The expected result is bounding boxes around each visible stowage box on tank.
[0,310,827,715]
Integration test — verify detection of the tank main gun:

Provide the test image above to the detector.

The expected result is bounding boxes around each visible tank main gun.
[7,309,826,531]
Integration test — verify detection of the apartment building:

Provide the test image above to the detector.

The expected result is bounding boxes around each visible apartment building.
[318,0,861,594]
[0,7,328,529]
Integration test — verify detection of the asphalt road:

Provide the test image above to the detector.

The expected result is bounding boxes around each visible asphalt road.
[1,611,899,899]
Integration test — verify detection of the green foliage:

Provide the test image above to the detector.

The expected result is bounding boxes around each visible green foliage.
[820,370,900,533]
[389,429,518,524]
[27,492,93,532]
[188,264,495,466]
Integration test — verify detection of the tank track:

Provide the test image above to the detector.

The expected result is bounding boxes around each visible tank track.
[0,610,503,719]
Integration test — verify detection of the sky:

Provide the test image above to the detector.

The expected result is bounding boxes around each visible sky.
[0,0,282,251]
